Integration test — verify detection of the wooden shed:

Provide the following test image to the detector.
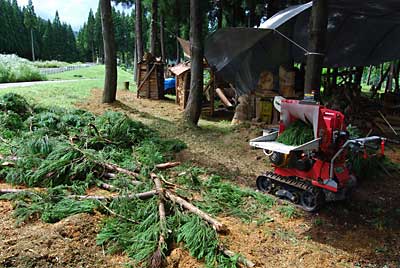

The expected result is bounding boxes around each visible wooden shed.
[170,63,191,108]
[137,54,165,100]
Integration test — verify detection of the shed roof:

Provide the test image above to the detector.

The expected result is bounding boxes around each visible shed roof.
[170,63,191,76]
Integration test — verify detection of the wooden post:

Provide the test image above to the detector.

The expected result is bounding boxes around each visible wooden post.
[304,0,328,101]
[147,62,151,98]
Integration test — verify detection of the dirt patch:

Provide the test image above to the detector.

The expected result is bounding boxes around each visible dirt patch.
[166,247,203,268]
[75,89,268,182]
[0,200,128,268]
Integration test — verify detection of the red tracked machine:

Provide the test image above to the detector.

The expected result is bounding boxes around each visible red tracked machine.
[250,98,386,211]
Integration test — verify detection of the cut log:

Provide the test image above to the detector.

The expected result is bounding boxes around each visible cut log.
[216,88,233,107]
[219,245,255,268]
[165,190,228,233]
[155,162,181,170]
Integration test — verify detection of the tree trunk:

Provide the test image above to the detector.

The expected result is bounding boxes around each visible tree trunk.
[386,62,395,93]
[100,0,117,103]
[371,65,390,98]
[175,0,181,63]
[332,67,338,89]
[91,42,95,63]
[231,1,239,27]
[150,0,158,56]
[135,0,144,62]
[395,61,400,93]
[176,34,181,63]
[160,14,166,63]
[134,45,138,82]
[30,28,35,61]
[184,0,203,125]
[366,65,373,85]
[304,0,328,101]
[217,0,222,29]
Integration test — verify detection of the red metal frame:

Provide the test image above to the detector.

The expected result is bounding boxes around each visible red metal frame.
[275,100,348,193]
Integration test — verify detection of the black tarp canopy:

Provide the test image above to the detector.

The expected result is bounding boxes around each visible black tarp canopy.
[205,0,400,95]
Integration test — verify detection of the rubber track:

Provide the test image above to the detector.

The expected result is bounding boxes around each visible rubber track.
[262,171,313,192]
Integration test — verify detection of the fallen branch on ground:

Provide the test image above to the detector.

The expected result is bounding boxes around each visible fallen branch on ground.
[155,162,181,170]
[70,143,142,183]
[151,173,167,268]
[70,190,157,201]
[96,161,141,181]
[0,188,157,201]
[99,182,116,191]
[0,188,27,194]
[165,190,228,233]
[219,245,255,268]
[96,200,139,224]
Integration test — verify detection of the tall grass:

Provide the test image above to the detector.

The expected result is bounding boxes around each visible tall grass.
[0,54,46,83]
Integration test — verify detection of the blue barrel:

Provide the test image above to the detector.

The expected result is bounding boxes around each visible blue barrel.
[164,78,176,91]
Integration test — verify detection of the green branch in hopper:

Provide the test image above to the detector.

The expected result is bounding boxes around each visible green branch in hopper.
[276,120,314,146]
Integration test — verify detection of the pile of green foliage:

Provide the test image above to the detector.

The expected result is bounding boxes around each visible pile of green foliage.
[0,93,185,188]
[94,166,275,268]
[0,54,46,83]
[0,93,273,267]
[276,120,314,146]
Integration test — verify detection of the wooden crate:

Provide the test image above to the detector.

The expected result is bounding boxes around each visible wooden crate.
[137,61,164,100]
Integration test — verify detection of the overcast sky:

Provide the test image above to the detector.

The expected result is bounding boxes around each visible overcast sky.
[17,0,133,31]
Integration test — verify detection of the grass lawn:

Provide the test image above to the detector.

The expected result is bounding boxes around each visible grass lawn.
[0,65,135,108]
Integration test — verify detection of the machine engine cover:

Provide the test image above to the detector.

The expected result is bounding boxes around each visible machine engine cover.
[269,152,289,167]
[295,157,313,171]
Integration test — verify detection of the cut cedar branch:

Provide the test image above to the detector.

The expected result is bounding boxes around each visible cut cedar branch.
[0,188,157,201]
[219,246,255,268]
[98,182,116,191]
[150,173,167,268]
[69,144,141,184]
[165,189,228,233]
[155,161,181,170]
[97,160,140,180]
